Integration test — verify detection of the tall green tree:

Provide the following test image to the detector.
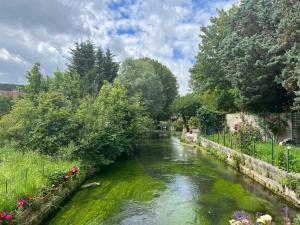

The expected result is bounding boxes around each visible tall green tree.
[25,63,43,96]
[68,41,119,97]
[189,6,239,112]
[172,94,201,131]
[0,96,12,116]
[142,58,178,119]
[119,58,177,120]
[219,0,297,112]
[74,81,151,164]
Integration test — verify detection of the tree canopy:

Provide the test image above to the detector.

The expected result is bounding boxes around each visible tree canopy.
[190,0,299,113]
[119,58,178,120]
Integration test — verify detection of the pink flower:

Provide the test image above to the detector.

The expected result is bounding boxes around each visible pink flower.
[71,165,79,173]
[0,219,3,223]
[0,213,6,218]
[5,214,12,220]
[17,198,26,207]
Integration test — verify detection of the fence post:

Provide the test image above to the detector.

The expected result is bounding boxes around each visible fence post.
[25,168,28,188]
[286,146,290,172]
[5,177,8,193]
[253,138,256,156]
[271,136,274,165]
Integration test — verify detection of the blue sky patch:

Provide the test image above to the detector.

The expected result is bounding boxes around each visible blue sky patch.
[172,48,184,60]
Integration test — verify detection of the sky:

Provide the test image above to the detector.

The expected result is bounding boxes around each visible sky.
[0,0,238,94]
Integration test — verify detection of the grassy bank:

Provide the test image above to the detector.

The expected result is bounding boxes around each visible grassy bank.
[204,133,300,172]
[0,146,81,211]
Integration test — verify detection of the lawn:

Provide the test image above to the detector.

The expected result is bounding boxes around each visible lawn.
[204,132,300,173]
[0,146,81,211]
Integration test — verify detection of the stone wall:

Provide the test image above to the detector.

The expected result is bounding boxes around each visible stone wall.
[226,112,292,141]
[18,169,95,225]
[199,136,300,208]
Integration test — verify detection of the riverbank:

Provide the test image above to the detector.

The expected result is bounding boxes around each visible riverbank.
[181,132,300,209]
[44,137,298,225]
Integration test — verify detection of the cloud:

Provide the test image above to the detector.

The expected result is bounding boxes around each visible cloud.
[0,0,238,94]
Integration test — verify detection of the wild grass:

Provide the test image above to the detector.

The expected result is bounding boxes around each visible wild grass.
[0,146,80,211]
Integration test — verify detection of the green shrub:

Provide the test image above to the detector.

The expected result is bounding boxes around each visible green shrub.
[197,107,225,135]
[234,120,262,154]
[188,116,199,129]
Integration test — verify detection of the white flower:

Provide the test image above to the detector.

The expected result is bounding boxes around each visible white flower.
[257,214,272,224]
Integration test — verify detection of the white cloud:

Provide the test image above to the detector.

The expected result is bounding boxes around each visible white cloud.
[0,48,26,64]
[0,0,238,94]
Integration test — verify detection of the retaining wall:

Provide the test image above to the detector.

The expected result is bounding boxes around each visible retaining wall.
[182,132,300,208]
[18,169,95,225]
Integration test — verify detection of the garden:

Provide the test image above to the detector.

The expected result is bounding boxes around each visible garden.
[0,145,81,224]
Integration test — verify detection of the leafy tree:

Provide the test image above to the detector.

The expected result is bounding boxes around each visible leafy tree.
[172,94,201,131]
[24,63,44,96]
[0,92,76,155]
[103,49,119,83]
[74,81,151,164]
[119,58,165,120]
[68,41,96,97]
[68,42,119,97]
[189,6,239,112]
[219,0,297,112]
[0,96,12,116]
[142,58,178,119]
[119,58,178,120]
[48,71,81,103]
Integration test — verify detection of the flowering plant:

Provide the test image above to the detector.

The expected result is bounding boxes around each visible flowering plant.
[229,211,272,225]
[16,196,34,209]
[67,165,79,175]
[0,212,13,224]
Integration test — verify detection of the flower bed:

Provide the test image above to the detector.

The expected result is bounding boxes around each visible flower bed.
[0,165,80,225]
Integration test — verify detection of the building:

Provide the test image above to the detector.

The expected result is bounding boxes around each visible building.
[0,90,23,98]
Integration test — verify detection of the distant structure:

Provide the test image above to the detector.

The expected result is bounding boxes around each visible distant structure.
[0,90,23,98]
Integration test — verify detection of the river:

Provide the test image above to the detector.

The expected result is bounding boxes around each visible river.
[45,136,298,225]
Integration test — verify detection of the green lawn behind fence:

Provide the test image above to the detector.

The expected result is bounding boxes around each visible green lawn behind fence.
[204,132,300,173]
[0,146,80,211]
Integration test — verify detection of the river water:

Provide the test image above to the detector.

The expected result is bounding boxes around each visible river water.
[46,137,298,225]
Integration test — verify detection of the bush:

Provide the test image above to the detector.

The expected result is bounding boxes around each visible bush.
[73,81,151,164]
[197,107,225,135]
[0,92,77,155]
[188,116,199,129]
[233,120,262,154]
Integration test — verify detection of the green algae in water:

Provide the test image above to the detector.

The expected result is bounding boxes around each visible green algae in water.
[47,138,298,225]
[48,160,165,225]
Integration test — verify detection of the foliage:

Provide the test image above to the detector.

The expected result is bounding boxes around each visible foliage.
[0,146,81,211]
[172,94,201,131]
[68,41,119,97]
[172,117,184,131]
[197,107,225,134]
[0,92,77,155]
[0,96,12,116]
[188,116,199,129]
[229,211,272,224]
[263,114,288,135]
[74,81,152,164]
[119,58,178,120]
[190,0,299,112]
[189,6,240,112]
[233,119,262,154]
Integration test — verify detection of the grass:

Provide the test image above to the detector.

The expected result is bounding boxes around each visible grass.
[204,132,300,173]
[0,146,81,212]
